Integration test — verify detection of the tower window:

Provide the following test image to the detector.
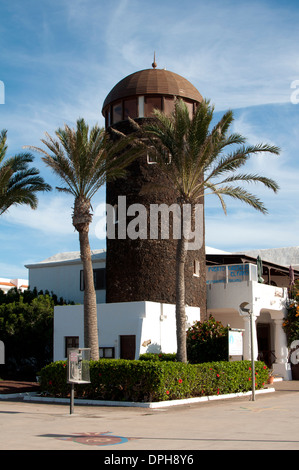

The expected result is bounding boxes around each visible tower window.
[147,146,157,164]
[124,98,138,119]
[105,109,111,127]
[144,96,162,117]
[112,102,122,123]
[138,96,144,117]
[184,100,194,119]
[193,260,200,277]
[163,97,175,115]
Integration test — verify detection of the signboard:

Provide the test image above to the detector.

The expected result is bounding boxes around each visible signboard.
[228,330,243,361]
[206,264,250,285]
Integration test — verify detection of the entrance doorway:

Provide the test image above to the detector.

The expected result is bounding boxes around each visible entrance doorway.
[120,335,136,360]
[257,323,275,368]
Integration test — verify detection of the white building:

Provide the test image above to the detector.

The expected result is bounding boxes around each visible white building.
[25,250,106,304]
[0,277,28,293]
[54,301,200,361]
[26,246,299,380]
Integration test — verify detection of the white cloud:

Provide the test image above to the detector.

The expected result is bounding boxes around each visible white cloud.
[205,209,299,252]
[2,195,74,236]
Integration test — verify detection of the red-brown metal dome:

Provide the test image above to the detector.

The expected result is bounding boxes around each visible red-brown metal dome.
[102,68,202,114]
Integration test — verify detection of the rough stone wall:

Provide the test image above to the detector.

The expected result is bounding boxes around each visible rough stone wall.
[105,119,207,316]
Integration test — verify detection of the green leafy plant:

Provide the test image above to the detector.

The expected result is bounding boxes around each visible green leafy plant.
[0,288,73,380]
[139,353,177,362]
[186,316,229,363]
[283,282,299,346]
[38,359,269,402]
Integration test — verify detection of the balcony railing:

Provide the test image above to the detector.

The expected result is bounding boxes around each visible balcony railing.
[206,263,258,285]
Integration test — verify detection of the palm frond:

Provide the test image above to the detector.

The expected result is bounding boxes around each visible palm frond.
[139,98,280,215]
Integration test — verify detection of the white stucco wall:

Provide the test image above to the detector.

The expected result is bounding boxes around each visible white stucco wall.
[53,301,200,361]
[27,253,105,304]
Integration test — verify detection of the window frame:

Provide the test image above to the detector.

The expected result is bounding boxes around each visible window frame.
[80,268,106,291]
[65,336,79,357]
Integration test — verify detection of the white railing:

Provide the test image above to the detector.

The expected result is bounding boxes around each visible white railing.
[206,263,258,285]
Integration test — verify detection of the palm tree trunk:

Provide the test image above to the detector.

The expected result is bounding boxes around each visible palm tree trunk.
[79,228,99,361]
[175,204,188,363]
[73,196,99,361]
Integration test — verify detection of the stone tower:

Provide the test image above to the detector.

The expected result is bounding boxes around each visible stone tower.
[102,62,207,316]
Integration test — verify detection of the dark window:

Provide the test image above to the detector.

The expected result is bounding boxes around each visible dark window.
[163,96,175,115]
[94,268,106,290]
[184,100,194,118]
[65,336,79,357]
[112,102,122,123]
[99,347,115,358]
[80,268,106,291]
[147,146,157,164]
[80,270,84,291]
[144,96,162,117]
[105,108,111,127]
[124,98,138,119]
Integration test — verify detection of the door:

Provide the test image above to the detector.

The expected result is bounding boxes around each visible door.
[257,323,273,367]
[120,335,136,359]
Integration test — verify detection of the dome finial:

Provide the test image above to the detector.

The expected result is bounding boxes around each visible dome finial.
[152,52,157,69]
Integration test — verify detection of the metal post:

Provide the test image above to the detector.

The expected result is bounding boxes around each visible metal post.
[250,311,256,401]
[70,383,75,414]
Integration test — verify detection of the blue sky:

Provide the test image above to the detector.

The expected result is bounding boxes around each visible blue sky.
[1,0,299,279]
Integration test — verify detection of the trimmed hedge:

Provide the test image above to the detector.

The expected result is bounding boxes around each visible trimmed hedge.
[139,353,177,362]
[38,359,269,402]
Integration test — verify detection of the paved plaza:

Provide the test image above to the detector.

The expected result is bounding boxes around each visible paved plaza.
[0,381,299,452]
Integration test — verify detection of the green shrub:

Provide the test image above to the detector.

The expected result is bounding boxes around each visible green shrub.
[0,288,74,380]
[38,359,269,402]
[139,353,177,362]
[187,316,229,363]
[283,282,299,346]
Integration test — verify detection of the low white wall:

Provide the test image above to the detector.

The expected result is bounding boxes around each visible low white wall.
[53,301,200,361]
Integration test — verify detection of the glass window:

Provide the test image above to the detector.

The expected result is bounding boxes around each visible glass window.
[94,268,106,290]
[138,96,144,117]
[112,102,122,123]
[65,336,79,357]
[147,146,157,164]
[99,347,115,358]
[144,96,162,117]
[194,260,200,277]
[184,100,194,119]
[163,97,175,115]
[80,268,106,291]
[105,108,111,128]
[124,98,138,119]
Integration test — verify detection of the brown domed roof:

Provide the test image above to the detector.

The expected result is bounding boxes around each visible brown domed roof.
[102,68,202,114]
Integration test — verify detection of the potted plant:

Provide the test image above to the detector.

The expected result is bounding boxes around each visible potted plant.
[268,370,275,384]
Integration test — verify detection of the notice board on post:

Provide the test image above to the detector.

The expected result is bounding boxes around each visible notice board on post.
[228,329,244,361]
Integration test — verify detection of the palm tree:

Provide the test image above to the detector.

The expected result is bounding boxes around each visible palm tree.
[29,118,141,360]
[0,129,51,215]
[138,98,280,363]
